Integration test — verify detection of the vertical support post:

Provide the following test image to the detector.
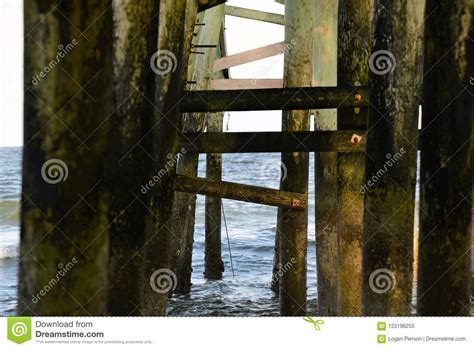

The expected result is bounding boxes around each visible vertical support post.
[278,0,313,316]
[417,1,473,316]
[173,4,225,290]
[361,0,425,315]
[19,0,114,315]
[336,0,374,316]
[313,0,339,316]
[204,109,225,279]
[141,0,188,315]
[204,13,226,280]
[171,0,200,294]
[107,0,160,315]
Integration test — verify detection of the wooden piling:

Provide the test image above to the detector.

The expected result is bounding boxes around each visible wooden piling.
[277,0,313,316]
[417,0,473,316]
[204,111,225,279]
[336,0,374,316]
[313,0,339,316]
[141,0,188,315]
[19,0,114,315]
[173,4,225,291]
[105,0,160,316]
[361,0,425,316]
[204,9,226,280]
[173,7,204,294]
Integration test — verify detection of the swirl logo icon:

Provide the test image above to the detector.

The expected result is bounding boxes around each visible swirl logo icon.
[150,50,177,76]
[41,159,68,184]
[260,161,288,182]
[369,268,396,294]
[150,268,177,294]
[7,317,32,344]
[369,50,396,75]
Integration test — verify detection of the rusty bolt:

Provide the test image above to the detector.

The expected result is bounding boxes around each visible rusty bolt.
[351,134,363,144]
[292,198,301,207]
[354,94,363,102]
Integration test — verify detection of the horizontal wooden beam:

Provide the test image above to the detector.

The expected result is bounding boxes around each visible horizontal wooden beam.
[210,79,283,90]
[198,0,227,13]
[174,175,307,209]
[179,87,368,112]
[180,131,366,153]
[212,41,284,72]
[224,5,285,25]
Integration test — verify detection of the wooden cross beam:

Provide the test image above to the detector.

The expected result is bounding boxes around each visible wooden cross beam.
[212,41,284,71]
[224,5,284,25]
[174,175,307,209]
[179,87,368,112]
[179,131,366,153]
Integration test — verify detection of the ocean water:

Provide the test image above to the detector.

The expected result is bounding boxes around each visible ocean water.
[0,147,318,316]
[0,147,21,315]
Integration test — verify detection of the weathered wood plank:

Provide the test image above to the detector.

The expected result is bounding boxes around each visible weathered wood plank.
[210,79,283,90]
[180,87,369,112]
[180,131,365,153]
[174,175,307,209]
[224,5,284,25]
[212,41,284,72]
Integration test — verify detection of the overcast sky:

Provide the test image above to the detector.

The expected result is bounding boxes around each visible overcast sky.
[0,0,285,146]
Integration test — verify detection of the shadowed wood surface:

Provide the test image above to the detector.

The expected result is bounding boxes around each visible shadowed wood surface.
[180,87,369,112]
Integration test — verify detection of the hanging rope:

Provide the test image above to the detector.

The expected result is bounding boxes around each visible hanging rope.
[221,200,235,277]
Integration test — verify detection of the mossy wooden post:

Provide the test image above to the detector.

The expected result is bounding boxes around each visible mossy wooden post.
[19,0,114,315]
[173,8,203,293]
[278,0,313,316]
[313,0,339,316]
[417,1,473,316]
[173,4,225,290]
[141,0,188,315]
[361,0,425,316]
[107,0,160,315]
[336,0,373,316]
